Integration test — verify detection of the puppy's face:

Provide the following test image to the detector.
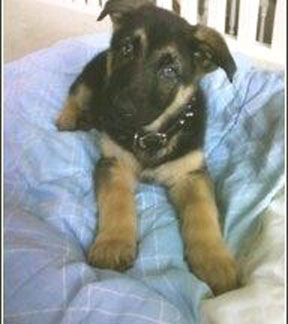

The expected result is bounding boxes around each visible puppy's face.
[106,9,198,127]
[99,1,236,131]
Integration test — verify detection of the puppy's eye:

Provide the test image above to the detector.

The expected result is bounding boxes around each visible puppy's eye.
[160,64,178,79]
[121,42,134,57]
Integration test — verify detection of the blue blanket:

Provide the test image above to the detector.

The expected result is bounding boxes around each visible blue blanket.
[4,33,284,324]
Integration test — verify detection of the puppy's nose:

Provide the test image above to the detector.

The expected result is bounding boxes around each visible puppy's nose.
[136,132,167,152]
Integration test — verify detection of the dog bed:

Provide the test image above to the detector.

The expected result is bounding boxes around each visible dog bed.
[4,32,284,324]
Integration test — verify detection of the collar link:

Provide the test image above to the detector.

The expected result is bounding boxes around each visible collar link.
[134,95,197,151]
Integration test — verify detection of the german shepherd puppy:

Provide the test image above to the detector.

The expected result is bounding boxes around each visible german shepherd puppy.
[56,0,239,295]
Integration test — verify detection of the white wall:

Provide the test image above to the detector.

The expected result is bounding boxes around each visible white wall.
[4,0,111,62]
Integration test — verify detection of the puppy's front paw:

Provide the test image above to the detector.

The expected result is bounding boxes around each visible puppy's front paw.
[186,244,240,296]
[55,110,77,131]
[88,237,137,271]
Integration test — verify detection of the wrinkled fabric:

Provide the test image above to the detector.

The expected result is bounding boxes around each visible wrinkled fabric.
[4,33,284,324]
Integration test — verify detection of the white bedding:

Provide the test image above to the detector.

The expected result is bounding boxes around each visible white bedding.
[200,188,285,324]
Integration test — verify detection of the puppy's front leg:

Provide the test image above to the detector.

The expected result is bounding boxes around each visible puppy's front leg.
[88,157,138,271]
[168,170,239,295]
[56,83,95,131]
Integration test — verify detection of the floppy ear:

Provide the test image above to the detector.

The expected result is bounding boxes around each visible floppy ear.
[97,0,154,25]
[192,24,237,82]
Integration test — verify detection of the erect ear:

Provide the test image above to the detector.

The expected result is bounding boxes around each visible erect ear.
[97,0,154,25]
[191,24,237,82]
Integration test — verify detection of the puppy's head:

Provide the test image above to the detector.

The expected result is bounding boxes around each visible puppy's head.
[98,0,236,128]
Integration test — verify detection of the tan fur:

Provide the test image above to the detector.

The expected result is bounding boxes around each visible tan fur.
[90,134,239,293]
[56,84,92,130]
[168,170,239,295]
[141,149,204,185]
[101,134,141,175]
[56,98,79,131]
[144,84,196,133]
[88,147,138,271]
